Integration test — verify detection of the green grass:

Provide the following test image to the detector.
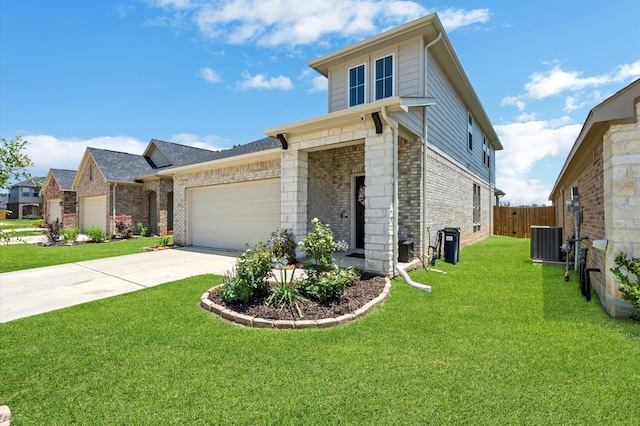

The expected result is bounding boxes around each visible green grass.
[0,218,41,229]
[0,237,169,273]
[1,236,639,424]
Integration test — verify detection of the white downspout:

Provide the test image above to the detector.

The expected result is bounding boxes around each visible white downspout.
[112,182,117,235]
[380,105,399,276]
[423,32,442,261]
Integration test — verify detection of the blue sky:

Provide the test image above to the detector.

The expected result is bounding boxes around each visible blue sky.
[1,0,639,205]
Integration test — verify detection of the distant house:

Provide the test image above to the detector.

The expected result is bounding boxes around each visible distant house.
[161,13,502,276]
[70,139,222,235]
[41,169,77,228]
[549,78,640,318]
[7,178,43,219]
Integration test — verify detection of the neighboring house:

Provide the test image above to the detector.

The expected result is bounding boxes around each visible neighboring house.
[41,169,77,228]
[162,13,502,276]
[549,78,640,318]
[7,178,43,219]
[71,139,222,235]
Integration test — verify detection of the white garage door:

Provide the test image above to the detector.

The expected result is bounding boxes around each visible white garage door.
[80,196,106,232]
[188,180,280,250]
[47,199,62,225]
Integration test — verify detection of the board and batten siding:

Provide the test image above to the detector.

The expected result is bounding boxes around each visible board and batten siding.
[327,37,424,116]
[426,55,493,185]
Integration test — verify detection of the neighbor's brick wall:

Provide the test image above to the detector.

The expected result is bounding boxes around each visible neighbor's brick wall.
[42,176,77,229]
[142,177,173,236]
[425,147,492,249]
[308,144,365,244]
[112,184,145,235]
[172,158,281,246]
[552,140,606,304]
[602,99,640,318]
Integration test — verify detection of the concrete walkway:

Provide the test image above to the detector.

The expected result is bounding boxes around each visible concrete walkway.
[0,247,238,323]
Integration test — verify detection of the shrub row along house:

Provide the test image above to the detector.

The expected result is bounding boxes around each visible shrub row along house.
[43,13,503,276]
[550,78,640,318]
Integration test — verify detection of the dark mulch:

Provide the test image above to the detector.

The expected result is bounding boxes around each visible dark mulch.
[208,275,387,321]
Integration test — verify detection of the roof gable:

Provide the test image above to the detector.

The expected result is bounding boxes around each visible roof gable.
[87,147,155,183]
[50,169,77,190]
[143,139,223,169]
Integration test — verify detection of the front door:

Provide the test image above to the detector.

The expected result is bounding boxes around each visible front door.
[355,176,365,249]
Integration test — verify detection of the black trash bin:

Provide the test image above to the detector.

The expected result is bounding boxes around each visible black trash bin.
[443,227,460,265]
[398,240,413,263]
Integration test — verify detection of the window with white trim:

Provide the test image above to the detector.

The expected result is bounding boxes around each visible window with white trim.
[483,136,491,168]
[348,64,366,107]
[473,183,481,232]
[375,55,393,100]
[468,114,473,152]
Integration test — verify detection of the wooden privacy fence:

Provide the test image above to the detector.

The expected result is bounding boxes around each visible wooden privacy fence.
[493,206,556,238]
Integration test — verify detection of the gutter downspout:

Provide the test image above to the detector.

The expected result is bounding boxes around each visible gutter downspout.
[112,183,117,236]
[423,31,442,262]
[380,105,399,276]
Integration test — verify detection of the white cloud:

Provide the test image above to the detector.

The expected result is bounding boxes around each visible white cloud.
[22,135,147,178]
[169,133,230,150]
[438,7,490,30]
[524,61,640,100]
[198,66,222,83]
[500,95,526,111]
[147,1,489,47]
[237,71,293,90]
[563,95,585,113]
[20,133,229,179]
[309,75,328,93]
[495,118,582,205]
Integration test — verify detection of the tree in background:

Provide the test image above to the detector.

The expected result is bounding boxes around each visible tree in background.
[0,136,34,189]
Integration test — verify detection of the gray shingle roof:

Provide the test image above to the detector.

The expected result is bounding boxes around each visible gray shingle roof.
[215,137,281,160]
[88,147,155,183]
[50,169,77,190]
[149,139,223,168]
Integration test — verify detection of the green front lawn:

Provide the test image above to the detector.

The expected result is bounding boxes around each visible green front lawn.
[1,236,639,424]
[0,218,42,229]
[0,237,168,273]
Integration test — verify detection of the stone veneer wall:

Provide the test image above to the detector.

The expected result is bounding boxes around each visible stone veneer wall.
[172,158,281,246]
[602,100,640,318]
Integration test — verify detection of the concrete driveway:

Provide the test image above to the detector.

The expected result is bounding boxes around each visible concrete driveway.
[0,247,237,323]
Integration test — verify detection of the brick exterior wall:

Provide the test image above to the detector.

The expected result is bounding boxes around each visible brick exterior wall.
[425,147,492,249]
[308,144,365,245]
[142,177,174,236]
[172,158,281,246]
[41,176,77,229]
[552,100,640,318]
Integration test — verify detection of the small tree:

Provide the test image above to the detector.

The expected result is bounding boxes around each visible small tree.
[0,136,34,189]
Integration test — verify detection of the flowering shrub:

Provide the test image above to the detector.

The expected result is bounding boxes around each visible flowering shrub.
[299,268,360,302]
[611,253,640,314]
[115,220,133,239]
[222,242,272,303]
[298,218,337,273]
[268,228,296,265]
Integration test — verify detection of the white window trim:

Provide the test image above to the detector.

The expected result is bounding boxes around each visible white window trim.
[347,63,367,108]
[373,53,395,101]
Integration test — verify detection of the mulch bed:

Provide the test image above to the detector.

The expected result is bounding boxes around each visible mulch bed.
[208,274,387,321]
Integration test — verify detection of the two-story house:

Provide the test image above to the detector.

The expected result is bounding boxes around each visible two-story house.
[163,13,502,276]
[7,178,44,219]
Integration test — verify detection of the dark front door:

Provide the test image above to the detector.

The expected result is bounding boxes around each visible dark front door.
[355,176,365,249]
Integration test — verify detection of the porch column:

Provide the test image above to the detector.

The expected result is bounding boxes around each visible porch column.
[281,149,308,249]
[364,130,394,275]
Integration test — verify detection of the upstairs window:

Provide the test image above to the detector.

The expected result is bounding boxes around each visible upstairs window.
[375,55,393,100]
[468,114,473,152]
[483,137,491,168]
[348,64,366,107]
[33,188,40,197]
[22,187,30,197]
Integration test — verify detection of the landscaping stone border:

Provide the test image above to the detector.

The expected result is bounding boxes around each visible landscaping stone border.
[200,278,391,329]
[0,405,10,426]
